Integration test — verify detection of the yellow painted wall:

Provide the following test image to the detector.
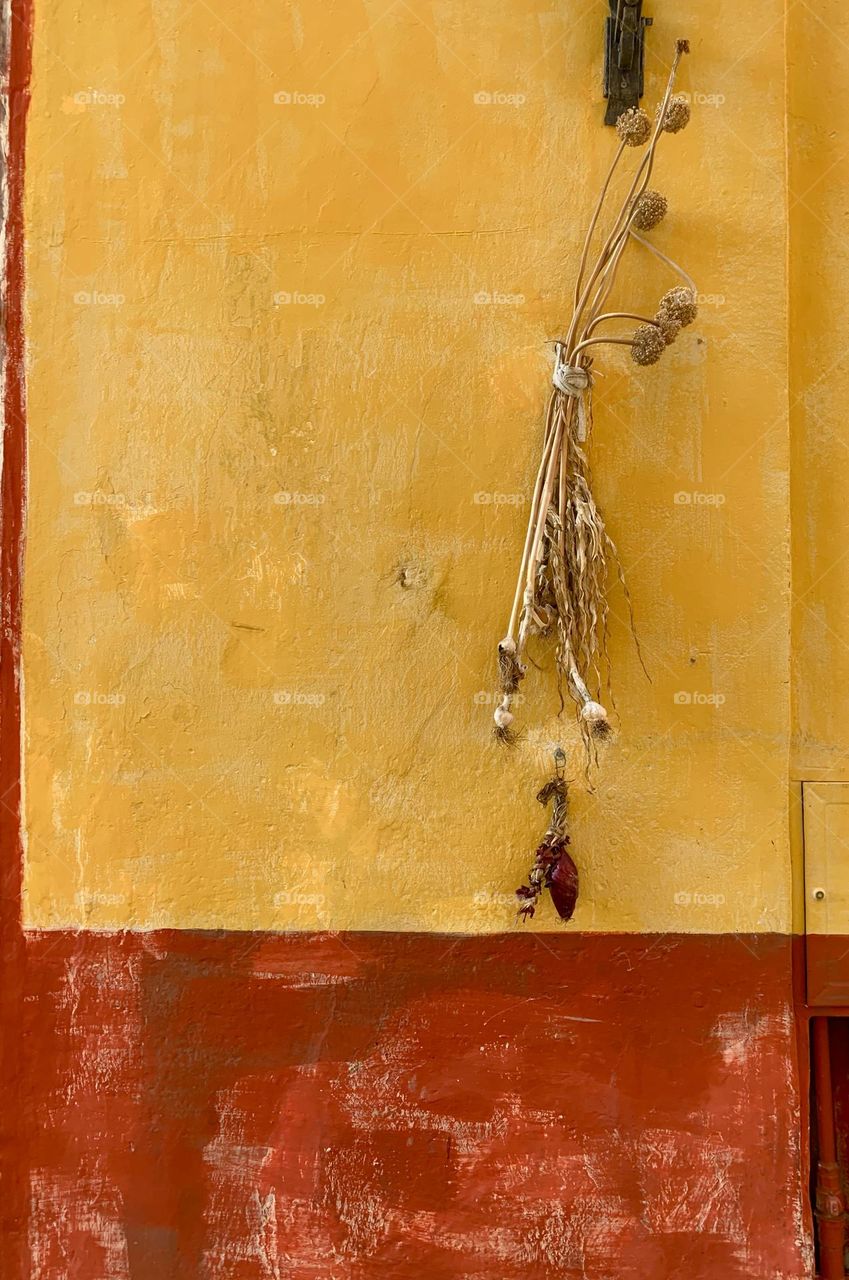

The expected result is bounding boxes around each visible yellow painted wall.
[789,1,849,781]
[22,0,792,933]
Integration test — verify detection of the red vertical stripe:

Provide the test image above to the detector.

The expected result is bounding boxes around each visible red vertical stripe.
[1,2,33,1275]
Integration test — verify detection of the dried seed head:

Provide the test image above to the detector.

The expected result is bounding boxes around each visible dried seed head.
[631,323,666,366]
[658,285,698,327]
[659,93,691,134]
[632,189,668,231]
[616,107,652,147]
[654,310,681,345]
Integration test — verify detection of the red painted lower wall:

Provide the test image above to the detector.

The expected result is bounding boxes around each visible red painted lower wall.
[16,931,810,1279]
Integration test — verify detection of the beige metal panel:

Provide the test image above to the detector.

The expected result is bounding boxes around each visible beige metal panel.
[803,783,849,936]
[803,783,849,1005]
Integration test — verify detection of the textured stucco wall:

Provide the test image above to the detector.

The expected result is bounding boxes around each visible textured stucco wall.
[21,930,810,1279]
[789,0,849,780]
[21,0,790,934]
[7,3,836,1276]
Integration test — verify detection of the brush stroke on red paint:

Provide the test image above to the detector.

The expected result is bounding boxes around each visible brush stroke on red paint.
[15,930,809,1279]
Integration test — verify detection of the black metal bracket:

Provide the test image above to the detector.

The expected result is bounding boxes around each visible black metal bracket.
[603,0,652,126]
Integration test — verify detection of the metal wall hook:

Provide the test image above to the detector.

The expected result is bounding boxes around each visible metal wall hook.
[603,0,652,126]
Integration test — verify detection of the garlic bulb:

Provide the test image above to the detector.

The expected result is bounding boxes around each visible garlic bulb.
[494,703,514,730]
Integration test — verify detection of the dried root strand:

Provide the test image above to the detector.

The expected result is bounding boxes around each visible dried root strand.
[497,644,525,696]
[493,722,522,748]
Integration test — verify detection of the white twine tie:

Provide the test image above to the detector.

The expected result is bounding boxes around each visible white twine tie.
[552,350,591,442]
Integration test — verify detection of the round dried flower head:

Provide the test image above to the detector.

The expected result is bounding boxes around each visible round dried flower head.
[658,285,698,327]
[655,311,681,346]
[659,93,691,134]
[616,106,651,147]
[631,323,666,366]
[632,189,668,231]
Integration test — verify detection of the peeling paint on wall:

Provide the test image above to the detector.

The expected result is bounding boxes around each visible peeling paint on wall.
[4,0,846,1274]
[20,0,791,936]
[19,931,810,1279]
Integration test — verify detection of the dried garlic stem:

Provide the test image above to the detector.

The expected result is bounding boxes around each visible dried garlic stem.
[507,392,560,641]
[573,138,627,310]
[524,400,571,609]
[570,336,635,360]
[585,311,657,336]
[629,229,698,292]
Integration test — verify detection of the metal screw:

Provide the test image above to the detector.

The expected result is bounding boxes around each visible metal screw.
[813,888,826,901]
